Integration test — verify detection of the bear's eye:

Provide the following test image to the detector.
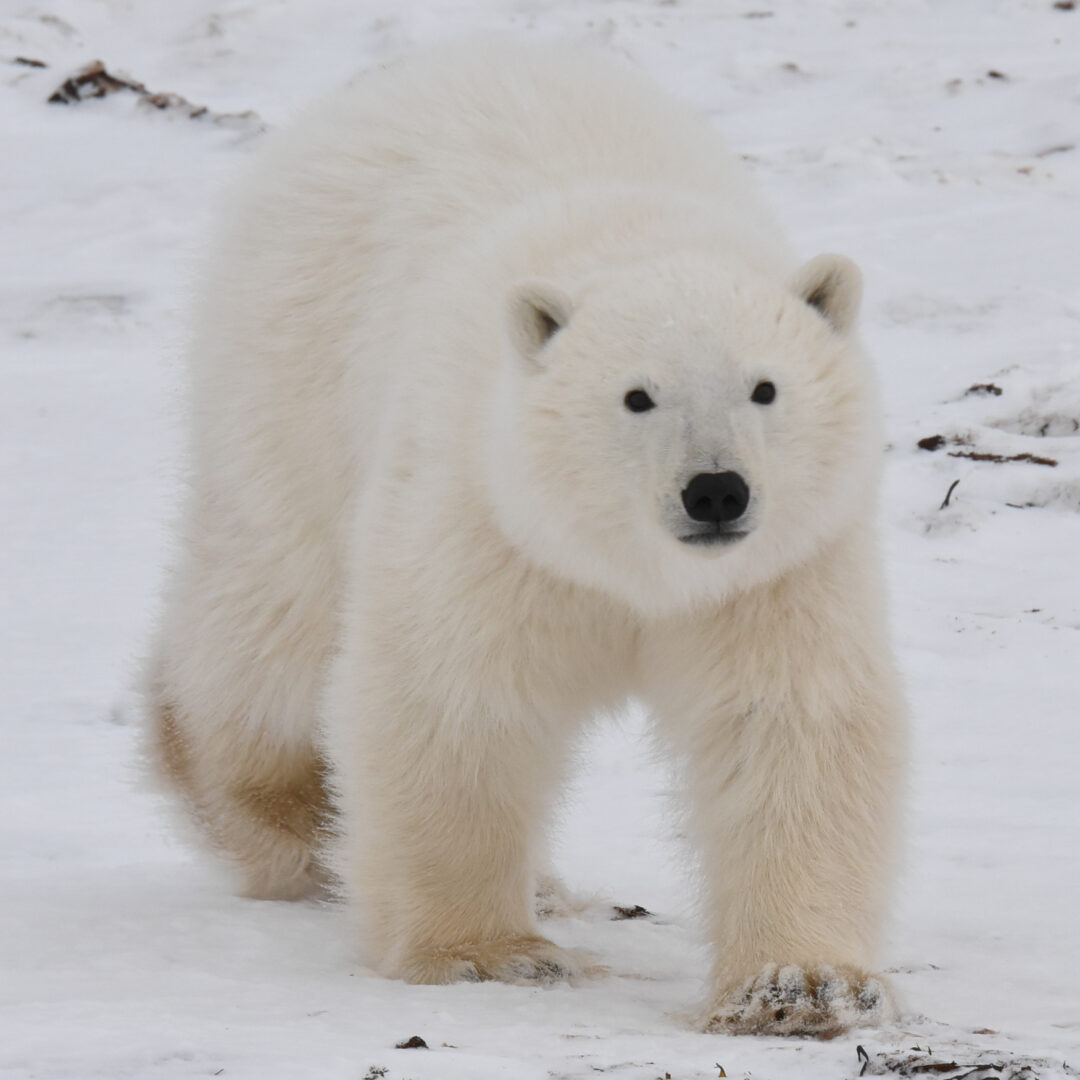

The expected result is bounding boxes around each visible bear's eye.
[624,389,656,413]
[751,381,776,405]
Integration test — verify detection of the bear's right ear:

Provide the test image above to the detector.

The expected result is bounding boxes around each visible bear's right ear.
[506,280,573,369]
[790,253,863,335]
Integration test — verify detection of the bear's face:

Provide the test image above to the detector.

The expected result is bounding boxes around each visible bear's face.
[486,253,878,615]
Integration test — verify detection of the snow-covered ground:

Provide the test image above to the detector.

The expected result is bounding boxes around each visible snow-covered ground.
[2,1,1078,1077]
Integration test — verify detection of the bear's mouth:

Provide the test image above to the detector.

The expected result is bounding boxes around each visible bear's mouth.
[678,528,749,547]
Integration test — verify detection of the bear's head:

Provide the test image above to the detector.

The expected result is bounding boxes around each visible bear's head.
[486,251,879,616]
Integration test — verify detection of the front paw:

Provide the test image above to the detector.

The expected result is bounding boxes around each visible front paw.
[398,934,596,986]
[705,963,894,1038]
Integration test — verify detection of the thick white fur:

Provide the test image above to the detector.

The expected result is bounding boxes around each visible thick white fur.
[145,40,906,1035]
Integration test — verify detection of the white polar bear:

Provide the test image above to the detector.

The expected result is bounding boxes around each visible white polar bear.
[145,39,906,1037]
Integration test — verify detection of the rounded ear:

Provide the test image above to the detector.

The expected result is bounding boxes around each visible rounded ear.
[790,253,863,334]
[506,279,573,369]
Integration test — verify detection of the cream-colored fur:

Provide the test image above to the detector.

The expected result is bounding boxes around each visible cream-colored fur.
[145,39,906,1035]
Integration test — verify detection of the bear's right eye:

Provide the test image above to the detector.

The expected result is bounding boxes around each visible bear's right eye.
[624,389,656,413]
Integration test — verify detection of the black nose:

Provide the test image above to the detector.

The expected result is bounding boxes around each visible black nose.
[681,471,750,523]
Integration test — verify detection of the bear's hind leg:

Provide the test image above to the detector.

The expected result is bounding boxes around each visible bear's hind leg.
[148,692,331,900]
[144,472,343,899]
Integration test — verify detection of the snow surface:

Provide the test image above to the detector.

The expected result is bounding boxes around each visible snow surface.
[2,1,1079,1078]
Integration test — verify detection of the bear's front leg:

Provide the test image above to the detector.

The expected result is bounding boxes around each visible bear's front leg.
[323,634,587,986]
[642,533,906,1037]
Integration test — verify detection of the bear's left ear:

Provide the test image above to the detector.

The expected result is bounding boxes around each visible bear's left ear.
[790,253,863,335]
[506,279,573,369]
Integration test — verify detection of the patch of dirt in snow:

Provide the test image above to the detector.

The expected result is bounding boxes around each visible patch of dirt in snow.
[856,1041,1079,1079]
[909,359,1080,529]
[46,58,264,132]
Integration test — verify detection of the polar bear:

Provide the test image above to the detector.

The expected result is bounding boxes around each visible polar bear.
[145,39,906,1037]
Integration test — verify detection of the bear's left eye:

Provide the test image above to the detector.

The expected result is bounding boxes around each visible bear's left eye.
[751,381,777,405]
[624,389,656,413]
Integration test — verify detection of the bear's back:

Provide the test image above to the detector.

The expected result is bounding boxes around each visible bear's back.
[240,39,785,268]
[331,40,748,224]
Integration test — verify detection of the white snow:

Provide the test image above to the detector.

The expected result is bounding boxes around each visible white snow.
[2,2,1078,1078]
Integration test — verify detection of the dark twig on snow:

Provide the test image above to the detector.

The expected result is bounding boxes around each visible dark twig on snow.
[917,434,1057,467]
[1035,143,1076,158]
[47,59,145,103]
[940,479,961,509]
[612,904,653,920]
[947,450,1057,467]
[45,58,262,130]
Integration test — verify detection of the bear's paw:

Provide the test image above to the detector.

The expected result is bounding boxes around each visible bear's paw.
[399,935,600,986]
[704,963,894,1038]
